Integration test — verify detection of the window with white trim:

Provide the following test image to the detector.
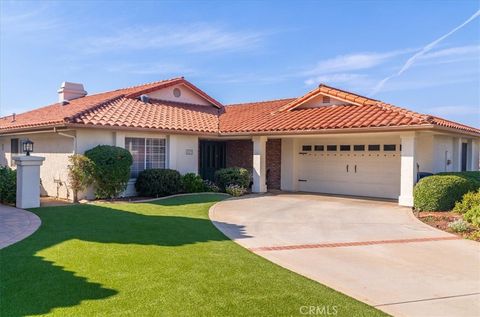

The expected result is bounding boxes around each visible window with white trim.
[125,137,166,178]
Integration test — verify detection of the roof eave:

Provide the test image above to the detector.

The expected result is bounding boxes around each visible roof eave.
[219,124,480,137]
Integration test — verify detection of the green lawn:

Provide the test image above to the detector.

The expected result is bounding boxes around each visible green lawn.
[0,194,386,316]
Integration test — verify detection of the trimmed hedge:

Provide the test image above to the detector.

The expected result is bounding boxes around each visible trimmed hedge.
[0,166,16,204]
[135,169,182,197]
[84,145,133,199]
[414,175,477,211]
[181,173,205,193]
[437,171,480,188]
[214,167,250,191]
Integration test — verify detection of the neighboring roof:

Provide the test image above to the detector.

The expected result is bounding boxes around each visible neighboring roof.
[1,79,478,136]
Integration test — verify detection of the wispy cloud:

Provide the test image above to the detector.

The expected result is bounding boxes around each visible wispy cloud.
[80,24,265,54]
[425,105,480,117]
[303,49,413,76]
[417,45,480,66]
[105,63,194,75]
[0,2,63,34]
[304,73,370,86]
[370,9,480,96]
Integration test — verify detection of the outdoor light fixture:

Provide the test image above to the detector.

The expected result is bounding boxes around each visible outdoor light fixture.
[23,139,34,156]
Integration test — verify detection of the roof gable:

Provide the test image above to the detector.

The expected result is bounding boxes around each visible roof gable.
[278,84,379,112]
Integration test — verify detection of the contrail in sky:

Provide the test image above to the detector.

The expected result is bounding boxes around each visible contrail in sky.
[370,9,480,96]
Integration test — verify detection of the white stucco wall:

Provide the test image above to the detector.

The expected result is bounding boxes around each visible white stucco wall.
[432,135,455,173]
[146,84,212,106]
[0,132,74,199]
[416,133,434,173]
[168,134,199,174]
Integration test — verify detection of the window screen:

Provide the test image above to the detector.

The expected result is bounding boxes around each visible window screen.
[302,145,312,151]
[125,137,166,178]
[11,138,19,154]
[353,145,365,151]
[327,145,337,151]
[383,144,396,151]
[314,145,324,151]
[340,145,351,151]
[368,144,380,151]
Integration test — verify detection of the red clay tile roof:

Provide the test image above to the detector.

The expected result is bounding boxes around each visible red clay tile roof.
[1,80,478,136]
[220,91,480,135]
[0,77,222,133]
[71,97,220,133]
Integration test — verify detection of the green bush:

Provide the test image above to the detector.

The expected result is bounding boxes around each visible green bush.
[135,169,182,197]
[0,166,16,204]
[453,190,480,214]
[464,205,480,227]
[437,171,480,188]
[181,173,205,193]
[414,175,477,211]
[214,167,250,191]
[68,154,93,202]
[84,145,133,199]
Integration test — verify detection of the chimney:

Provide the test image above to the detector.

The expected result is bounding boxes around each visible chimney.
[58,82,87,102]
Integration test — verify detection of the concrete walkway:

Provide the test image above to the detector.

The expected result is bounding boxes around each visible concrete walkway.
[210,193,480,317]
[0,204,41,249]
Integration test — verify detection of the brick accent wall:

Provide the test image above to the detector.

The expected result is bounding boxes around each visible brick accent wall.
[266,139,281,189]
[226,140,253,169]
[225,139,281,190]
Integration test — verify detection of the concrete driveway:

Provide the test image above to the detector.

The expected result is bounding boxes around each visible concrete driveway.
[209,193,480,317]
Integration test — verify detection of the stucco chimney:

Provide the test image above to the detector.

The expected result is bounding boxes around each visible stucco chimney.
[58,82,87,102]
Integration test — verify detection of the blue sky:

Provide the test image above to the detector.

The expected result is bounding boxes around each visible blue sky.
[1,0,479,127]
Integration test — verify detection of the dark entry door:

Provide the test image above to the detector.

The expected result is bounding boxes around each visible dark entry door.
[461,143,468,172]
[199,141,226,181]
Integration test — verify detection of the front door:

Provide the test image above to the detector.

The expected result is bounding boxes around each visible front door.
[199,141,226,181]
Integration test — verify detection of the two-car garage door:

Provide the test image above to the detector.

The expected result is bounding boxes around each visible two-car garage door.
[296,142,401,199]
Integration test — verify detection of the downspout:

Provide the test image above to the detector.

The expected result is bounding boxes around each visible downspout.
[54,127,77,154]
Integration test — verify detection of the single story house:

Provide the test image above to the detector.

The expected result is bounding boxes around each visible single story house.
[1,77,479,206]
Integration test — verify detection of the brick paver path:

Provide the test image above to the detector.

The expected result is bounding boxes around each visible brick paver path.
[0,204,41,249]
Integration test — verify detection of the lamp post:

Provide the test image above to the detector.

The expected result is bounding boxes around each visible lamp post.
[23,139,34,156]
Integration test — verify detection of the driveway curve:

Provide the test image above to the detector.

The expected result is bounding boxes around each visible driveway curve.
[0,204,41,249]
[210,193,480,317]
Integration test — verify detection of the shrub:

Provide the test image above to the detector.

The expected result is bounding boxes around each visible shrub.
[84,145,133,199]
[447,219,470,232]
[135,169,182,197]
[181,173,205,193]
[225,184,247,197]
[214,167,250,191]
[67,154,93,202]
[414,175,477,211]
[464,205,480,227]
[0,166,16,204]
[453,190,480,214]
[203,180,220,192]
[437,171,480,188]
